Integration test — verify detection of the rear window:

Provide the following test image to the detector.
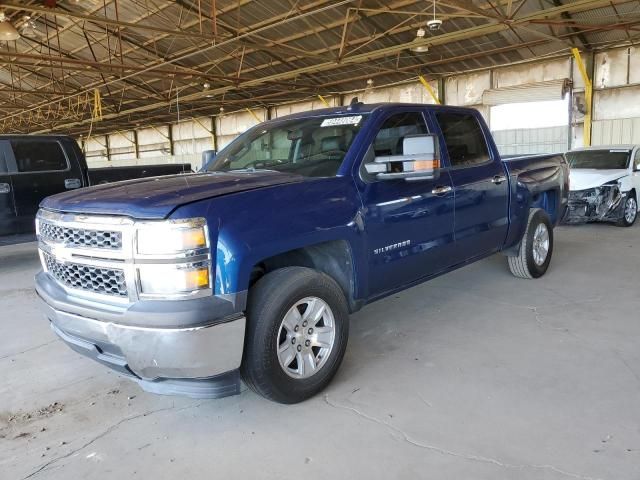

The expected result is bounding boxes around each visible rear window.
[11,140,68,173]
[0,148,7,173]
[436,112,490,168]
[566,150,630,170]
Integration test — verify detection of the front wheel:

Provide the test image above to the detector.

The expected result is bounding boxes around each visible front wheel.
[508,208,554,279]
[617,194,637,227]
[241,267,349,403]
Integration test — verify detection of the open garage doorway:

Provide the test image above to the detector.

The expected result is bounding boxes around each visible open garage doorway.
[485,79,571,156]
[490,97,570,156]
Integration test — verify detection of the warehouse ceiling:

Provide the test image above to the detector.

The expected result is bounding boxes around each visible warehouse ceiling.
[0,0,639,136]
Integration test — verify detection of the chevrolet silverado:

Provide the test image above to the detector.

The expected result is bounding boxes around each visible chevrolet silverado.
[34,103,569,403]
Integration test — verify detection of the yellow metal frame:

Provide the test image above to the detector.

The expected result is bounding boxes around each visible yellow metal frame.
[92,89,103,121]
[572,47,592,146]
[419,75,440,105]
[245,108,262,123]
[192,117,216,149]
[317,94,330,107]
[150,125,170,140]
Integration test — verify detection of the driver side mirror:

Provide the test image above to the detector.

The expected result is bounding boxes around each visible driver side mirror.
[201,149,217,170]
[365,134,441,181]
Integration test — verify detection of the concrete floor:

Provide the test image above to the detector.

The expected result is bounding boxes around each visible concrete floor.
[1,223,639,480]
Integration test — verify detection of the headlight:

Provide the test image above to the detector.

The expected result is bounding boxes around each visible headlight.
[136,218,208,256]
[138,263,211,296]
[135,218,211,298]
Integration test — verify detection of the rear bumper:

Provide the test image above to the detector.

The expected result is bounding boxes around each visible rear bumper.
[36,271,246,398]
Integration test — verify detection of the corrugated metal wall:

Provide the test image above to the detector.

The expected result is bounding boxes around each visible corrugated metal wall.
[592,118,640,145]
[590,47,640,146]
[492,126,569,155]
[83,46,640,167]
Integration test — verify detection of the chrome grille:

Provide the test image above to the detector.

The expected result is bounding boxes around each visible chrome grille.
[39,222,123,250]
[43,252,128,297]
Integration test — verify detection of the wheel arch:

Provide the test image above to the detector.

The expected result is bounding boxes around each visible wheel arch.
[530,188,560,224]
[503,185,558,256]
[246,239,362,313]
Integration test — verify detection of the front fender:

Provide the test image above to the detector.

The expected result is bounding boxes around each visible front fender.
[172,176,366,305]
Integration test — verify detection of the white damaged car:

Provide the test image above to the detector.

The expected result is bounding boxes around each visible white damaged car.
[565,145,639,227]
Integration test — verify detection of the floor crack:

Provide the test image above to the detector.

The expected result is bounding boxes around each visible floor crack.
[613,351,640,387]
[0,340,57,361]
[21,401,203,479]
[324,395,603,480]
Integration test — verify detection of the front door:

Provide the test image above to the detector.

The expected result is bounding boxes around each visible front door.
[6,139,78,234]
[632,148,640,193]
[434,111,509,260]
[357,110,455,298]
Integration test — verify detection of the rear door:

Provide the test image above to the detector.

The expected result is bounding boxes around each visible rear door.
[7,138,82,234]
[0,143,16,236]
[434,110,509,260]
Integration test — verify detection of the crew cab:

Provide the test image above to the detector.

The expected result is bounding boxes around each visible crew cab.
[564,145,639,226]
[34,103,569,403]
[0,135,191,240]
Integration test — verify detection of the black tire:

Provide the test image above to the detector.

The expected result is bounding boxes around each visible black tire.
[617,193,637,227]
[241,267,349,404]
[508,208,554,279]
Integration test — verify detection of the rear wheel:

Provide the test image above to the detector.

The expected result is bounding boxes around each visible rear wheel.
[508,208,554,279]
[617,194,637,227]
[241,267,349,403]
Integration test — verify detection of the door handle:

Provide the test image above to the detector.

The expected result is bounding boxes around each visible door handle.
[0,182,10,194]
[492,175,507,185]
[64,178,82,189]
[432,185,452,195]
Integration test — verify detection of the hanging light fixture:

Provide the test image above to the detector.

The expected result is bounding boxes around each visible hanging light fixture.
[409,26,429,53]
[0,11,20,41]
[20,16,40,38]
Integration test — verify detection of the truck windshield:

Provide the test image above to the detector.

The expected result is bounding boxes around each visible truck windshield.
[207,114,368,177]
[566,150,630,169]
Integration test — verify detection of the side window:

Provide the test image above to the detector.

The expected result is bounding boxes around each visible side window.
[0,145,7,174]
[10,140,68,173]
[436,112,490,168]
[634,149,640,170]
[361,111,428,182]
[373,112,428,157]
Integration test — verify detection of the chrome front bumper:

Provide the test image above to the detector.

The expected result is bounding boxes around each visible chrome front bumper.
[37,271,246,397]
[43,301,245,381]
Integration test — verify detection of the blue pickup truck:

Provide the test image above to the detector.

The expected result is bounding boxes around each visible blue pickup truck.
[35,103,569,403]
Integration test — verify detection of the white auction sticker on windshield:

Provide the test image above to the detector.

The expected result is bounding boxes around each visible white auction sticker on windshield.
[321,115,362,127]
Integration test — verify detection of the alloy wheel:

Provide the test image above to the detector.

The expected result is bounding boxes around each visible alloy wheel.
[276,297,336,379]
[532,223,550,266]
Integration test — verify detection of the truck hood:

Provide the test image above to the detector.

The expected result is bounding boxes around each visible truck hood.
[41,171,304,218]
[569,169,627,191]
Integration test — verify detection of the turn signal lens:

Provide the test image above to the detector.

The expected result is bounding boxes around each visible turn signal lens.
[185,267,210,290]
[138,264,210,295]
[414,159,439,171]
